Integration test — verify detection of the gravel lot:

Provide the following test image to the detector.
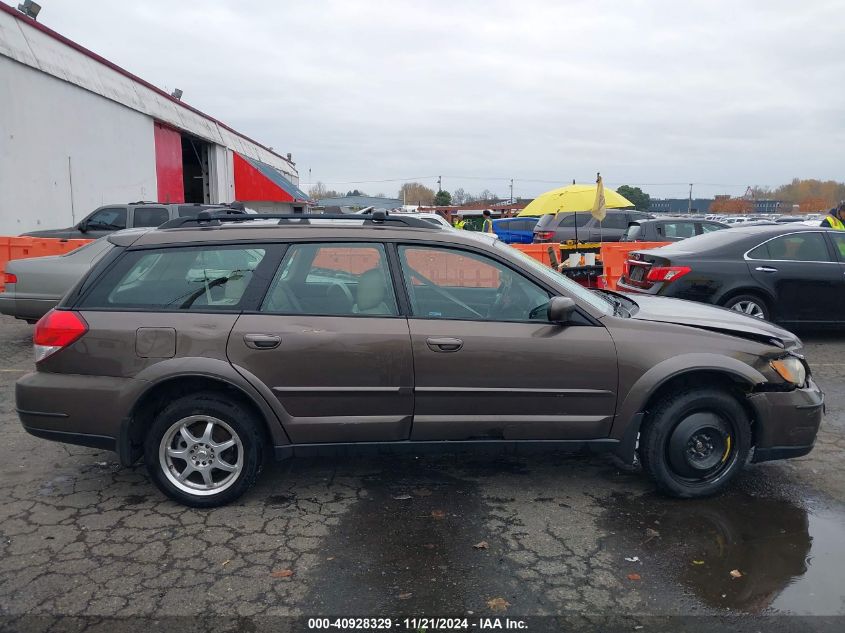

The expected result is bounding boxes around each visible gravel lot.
[0,314,844,631]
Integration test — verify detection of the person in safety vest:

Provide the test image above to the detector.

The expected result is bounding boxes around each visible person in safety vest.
[453,217,466,230]
[482,209,494,234]
[821,202,845,230]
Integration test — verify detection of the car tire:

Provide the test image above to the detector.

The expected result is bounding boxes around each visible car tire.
[722,293,770,320]
[639,388,751,498]
[144,392,263,507]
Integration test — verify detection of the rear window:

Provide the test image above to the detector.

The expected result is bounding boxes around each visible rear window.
[79,246,267,310]
[534,214,556,229]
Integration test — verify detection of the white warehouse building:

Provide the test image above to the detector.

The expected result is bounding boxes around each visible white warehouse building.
[0,3,309,235]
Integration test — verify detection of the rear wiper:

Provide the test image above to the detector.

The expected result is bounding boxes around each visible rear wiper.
[178,276,231,309]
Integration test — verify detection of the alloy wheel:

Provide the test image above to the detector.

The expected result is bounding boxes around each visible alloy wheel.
[730,300,765,319]
[158,415,243,496]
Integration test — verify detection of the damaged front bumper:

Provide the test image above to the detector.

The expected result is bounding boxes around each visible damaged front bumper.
[747,376,824,463]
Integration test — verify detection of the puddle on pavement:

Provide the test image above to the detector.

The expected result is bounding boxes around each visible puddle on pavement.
[602,491,845,615]
[300,455,533,615]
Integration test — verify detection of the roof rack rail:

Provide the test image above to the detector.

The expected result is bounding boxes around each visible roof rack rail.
[158,209,438,230]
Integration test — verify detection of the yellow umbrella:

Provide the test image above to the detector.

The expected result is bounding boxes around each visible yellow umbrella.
[518,183,633,217]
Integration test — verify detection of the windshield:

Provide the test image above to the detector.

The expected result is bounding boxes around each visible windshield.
[496,241,613,315]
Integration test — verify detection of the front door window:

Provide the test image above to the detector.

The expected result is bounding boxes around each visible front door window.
[398,245,550,322]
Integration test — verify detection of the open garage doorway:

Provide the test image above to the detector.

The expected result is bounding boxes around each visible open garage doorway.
[181,134,210,203]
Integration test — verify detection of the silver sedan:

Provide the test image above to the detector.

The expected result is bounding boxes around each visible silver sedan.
[0,229,147,322]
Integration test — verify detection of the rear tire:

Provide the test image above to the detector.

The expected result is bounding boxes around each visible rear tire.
[144,392,263,507]
[722,293,770,321]
[639,388,751,498]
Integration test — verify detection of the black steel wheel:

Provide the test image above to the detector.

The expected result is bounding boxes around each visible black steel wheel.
[640,388,751,498]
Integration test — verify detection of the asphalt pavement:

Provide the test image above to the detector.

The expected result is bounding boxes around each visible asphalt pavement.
[0,314,843,632]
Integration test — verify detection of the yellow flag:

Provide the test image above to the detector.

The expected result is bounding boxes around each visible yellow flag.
[591,174,607,222]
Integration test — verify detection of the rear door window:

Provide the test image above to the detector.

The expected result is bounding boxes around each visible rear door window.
[80,246,268,310]
[747,232,832,262]
[662,222,696,239]
[556,213,593,228]
[600,213,629,230]
[261,243,398,316]
[132,207,169,227]
[830,233,845,261]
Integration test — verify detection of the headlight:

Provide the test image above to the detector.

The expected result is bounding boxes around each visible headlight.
[770,356,807,387]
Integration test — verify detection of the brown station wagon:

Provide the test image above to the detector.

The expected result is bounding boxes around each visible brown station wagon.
[16,211,824,506]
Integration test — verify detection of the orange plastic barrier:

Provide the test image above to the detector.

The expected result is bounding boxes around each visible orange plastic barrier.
[0,237,93,292]
[509,243,561,267]
[600,242,670,290]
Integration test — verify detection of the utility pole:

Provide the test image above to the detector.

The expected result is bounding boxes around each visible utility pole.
[509,178,514,204]
[688,183,693,214]
[437,175,442,192]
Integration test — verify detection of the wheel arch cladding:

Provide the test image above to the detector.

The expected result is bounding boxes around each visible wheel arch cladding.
[613,354,765,462]
[121,374,279,466]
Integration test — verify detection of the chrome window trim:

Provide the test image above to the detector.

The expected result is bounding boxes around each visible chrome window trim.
[743,230,838,264]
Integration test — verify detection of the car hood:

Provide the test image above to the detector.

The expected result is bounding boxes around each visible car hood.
[21,227,79,238]
[621,294,800,349]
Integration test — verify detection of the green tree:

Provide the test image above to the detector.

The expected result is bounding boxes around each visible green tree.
[616,185,651,210]
[433,190,452,206]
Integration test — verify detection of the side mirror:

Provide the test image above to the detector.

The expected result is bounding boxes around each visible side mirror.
[77,220,88,232]
[547,296,576,324]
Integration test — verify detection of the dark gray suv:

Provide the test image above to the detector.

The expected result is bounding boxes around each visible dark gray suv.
[533,209,653,243]
[22,202,246,239]
[16,212,823,506]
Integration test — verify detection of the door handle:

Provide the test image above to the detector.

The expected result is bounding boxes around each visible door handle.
[426,337,463,352]
[754,266,778,273]
[243,333,281,349]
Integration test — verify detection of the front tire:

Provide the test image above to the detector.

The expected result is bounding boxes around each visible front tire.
[639,388,751,498]
[144,392,263,507]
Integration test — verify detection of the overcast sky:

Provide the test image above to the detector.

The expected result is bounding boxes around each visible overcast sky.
[36,0,845,199]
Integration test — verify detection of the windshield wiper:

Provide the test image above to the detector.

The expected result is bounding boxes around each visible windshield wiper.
[596,290,632,317]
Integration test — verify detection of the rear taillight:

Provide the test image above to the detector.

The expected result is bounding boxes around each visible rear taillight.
[33,309,88,363]
[536,231,554,240]
[645,265,691,283]
[2,273,16,284]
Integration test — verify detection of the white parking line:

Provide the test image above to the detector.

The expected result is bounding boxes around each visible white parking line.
[0,368,28,372]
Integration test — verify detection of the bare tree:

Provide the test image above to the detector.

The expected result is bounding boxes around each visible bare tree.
[398,182,436,205]
[308,181,340,199]
[452,188,467,205]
